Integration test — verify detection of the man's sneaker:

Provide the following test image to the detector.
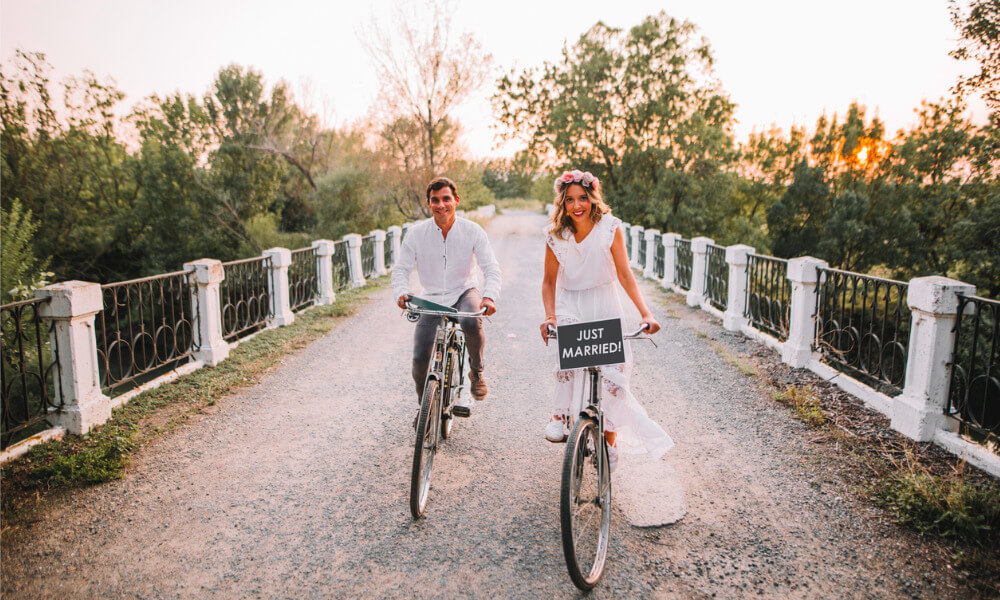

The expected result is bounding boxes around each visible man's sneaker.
[469,371,488,400]
[452,394,473,418]
[545,418,568,443]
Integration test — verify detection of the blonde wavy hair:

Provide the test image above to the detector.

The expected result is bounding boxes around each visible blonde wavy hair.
[549,171,610,238]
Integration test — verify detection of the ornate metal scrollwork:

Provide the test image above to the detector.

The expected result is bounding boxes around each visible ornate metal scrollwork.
[814,268,910,396]
[97,271,199,395]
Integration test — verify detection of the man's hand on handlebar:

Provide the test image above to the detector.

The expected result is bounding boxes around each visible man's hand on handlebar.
[480,297,497,316]
[397,294,410,310]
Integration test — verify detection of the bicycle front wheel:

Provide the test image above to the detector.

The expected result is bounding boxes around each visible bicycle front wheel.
[560,416,611,590]
[441,349,458,439]
[410,378,441,518]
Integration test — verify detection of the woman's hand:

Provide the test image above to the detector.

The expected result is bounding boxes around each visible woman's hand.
[540,316,557,345]
[640,314,661,335]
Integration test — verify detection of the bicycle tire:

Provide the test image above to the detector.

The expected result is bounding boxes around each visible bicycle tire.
[410,378,441,518]
[560,416,611,590]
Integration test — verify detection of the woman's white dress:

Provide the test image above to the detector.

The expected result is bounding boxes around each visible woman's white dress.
[546,215,674,459]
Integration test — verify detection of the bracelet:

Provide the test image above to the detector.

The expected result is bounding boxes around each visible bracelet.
[545,314,557,320]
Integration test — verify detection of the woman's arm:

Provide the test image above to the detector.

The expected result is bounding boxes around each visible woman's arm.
[540,244,560,344]
[610,226,661,334]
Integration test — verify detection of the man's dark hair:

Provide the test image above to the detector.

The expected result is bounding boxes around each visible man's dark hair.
[426,176,458,201]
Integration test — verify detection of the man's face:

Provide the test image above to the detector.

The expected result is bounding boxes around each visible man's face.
[428,186,460,226]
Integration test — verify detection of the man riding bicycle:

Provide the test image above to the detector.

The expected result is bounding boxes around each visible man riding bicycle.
[392,176,501,416]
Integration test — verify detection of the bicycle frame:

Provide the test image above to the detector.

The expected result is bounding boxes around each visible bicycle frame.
[548,325,654,488]
[406,303,487,413]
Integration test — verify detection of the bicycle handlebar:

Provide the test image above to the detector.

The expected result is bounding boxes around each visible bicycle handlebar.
[404,303,488,319]
[545,322,651,339]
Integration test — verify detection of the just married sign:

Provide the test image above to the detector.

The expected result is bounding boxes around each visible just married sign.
[556,318,626,370]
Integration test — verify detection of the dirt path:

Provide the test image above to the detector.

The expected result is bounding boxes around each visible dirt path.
[1,211,973,599]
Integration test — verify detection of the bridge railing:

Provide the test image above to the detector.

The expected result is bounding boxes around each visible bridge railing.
[0,298,61,450]
[947,294,1000,448]
[636,230,999,477]
[97,270,200,396]
[0,225,405,461]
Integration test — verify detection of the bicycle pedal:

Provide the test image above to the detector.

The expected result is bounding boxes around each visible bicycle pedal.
[452,405,471,418]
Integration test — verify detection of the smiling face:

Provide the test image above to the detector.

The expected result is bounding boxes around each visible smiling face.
[427,186,460,228]
[563,183,593,226]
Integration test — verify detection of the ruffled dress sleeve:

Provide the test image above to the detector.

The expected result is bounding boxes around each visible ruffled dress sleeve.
[603,215,622,248]
[545,225,568,264]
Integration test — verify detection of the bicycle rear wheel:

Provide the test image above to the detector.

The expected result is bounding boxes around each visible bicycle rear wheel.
[560,416,611,590]
[410,379,441,518]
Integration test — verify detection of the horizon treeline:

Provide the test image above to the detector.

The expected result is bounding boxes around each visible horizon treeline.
[3,6,999,302]
[494,10,998,297]
[0,51,496,300]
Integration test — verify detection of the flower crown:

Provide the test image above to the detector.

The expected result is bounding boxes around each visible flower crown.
[553,170,599,194]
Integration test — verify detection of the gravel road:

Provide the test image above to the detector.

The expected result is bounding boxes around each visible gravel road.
[1,211,972,599]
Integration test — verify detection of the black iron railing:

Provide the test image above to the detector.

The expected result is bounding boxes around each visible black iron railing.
[625,225,632,258]
[638,233,648,269]
[221,256,273,341]
[384,232,393,270]
[947,294,999,444]
[1,298,61,449]
[97,271,199,395]
[360,235,376,279]
[745,254,790,341]
[289,247,319,312]
[675,239,693,291]
[705,244,728,311]
[654,237,665,279]
[332,240,351,291]
[815,268,910,396]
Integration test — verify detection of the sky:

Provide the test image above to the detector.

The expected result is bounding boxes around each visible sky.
[0,0,987,158]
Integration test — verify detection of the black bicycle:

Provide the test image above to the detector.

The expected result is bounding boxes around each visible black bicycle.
[404,298,486,519]
[546,323,654,590]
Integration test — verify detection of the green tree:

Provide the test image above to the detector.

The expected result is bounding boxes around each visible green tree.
[495,12,736,235]
[1,51,139,283]
[950,0,1000,111]
[0,200,50,303]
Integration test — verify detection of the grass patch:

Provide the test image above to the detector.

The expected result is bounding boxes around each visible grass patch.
[1,279,386,535]
[772,384,827,427]
[710,342,759,377]
[870,447,1000,545]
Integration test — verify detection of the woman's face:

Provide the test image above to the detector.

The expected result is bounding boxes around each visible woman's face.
[563,184,592,225]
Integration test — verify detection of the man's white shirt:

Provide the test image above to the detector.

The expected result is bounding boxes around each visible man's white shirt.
[391,217,502,306]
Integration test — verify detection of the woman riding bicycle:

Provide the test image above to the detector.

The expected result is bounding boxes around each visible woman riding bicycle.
[539,170,674,471]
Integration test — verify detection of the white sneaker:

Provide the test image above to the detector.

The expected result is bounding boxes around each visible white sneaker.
[607,444,619,473]
[453,394,473,417]
[545,418,568,443]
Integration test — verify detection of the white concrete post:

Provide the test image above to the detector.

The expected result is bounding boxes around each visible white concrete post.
[311,240,337,306]
[643,229,661,280]
[263,248,295,327]
[661,233,680,289]
[781,257,828,367]
[371,230,387,276]
[35,281,112,434]
[182,260,230,365]
[891,277,976,441]
[723,245,756,332]
[387,225,402,269]
[343,234,366,288]
[686,237,715,307]
[629,226,644,268]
